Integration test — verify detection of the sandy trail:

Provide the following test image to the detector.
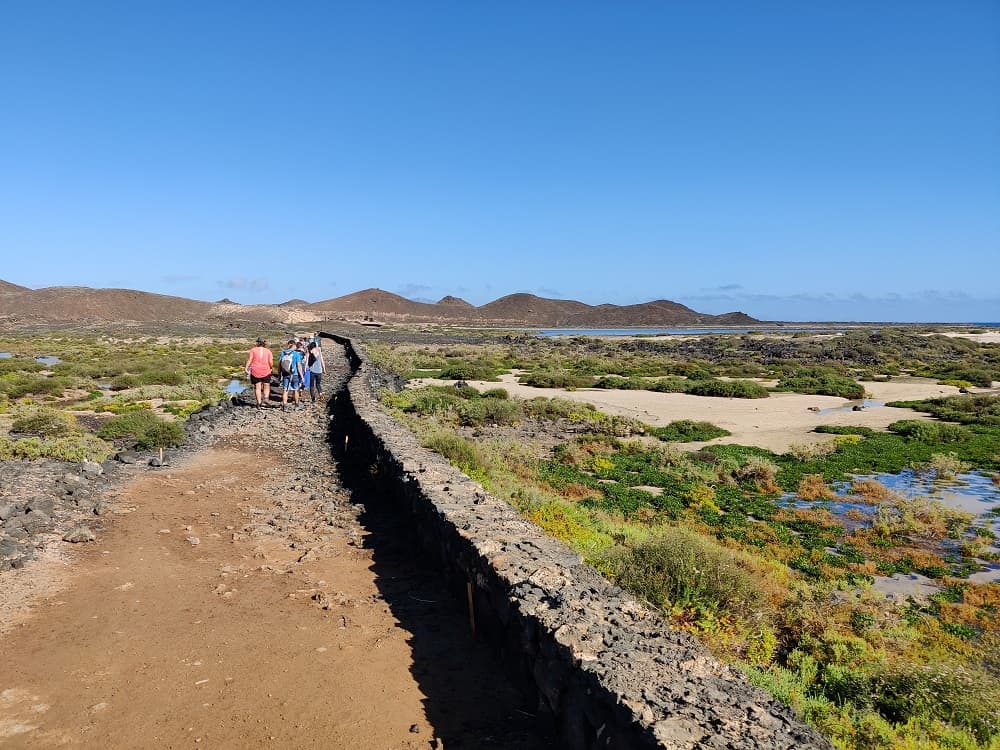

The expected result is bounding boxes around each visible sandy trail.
[0,399,549,747]
[413,375,969,453]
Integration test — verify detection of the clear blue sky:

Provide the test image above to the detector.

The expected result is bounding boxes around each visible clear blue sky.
[1,1,997,322]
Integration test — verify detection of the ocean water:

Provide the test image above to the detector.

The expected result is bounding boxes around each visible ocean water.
[536,327,825,337]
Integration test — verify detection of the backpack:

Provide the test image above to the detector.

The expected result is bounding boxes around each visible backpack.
[279,350,296,375]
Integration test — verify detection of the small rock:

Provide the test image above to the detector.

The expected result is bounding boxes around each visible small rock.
[63,525,96,543]
[409,724,420,734]
[115,451,138,464]
[81,460,104,478]
[186,536,201,546]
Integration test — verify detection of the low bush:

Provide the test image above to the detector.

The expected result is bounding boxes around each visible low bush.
[457,398,524,426]
[776,368,865,399]
[520,370,594,389]
[648,420,730,442]
[888,420,971,443]
[685,379,769,399]
[421,430,484,474]
[10,407,78,437]
[598,526,767,619]
[97,410,186,449]
[0,373,72,399]
[813,425,876,437]
[438,362,501,381]
[523,397,595,421]
[0,433,112,462]
[924,453,971,479]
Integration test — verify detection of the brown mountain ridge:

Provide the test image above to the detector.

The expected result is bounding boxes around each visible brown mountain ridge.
[0,281,758,326]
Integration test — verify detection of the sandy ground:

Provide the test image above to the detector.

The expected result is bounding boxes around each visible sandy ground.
[413,375,970,453]
[937,331,1000,344]
[0,409,549,748]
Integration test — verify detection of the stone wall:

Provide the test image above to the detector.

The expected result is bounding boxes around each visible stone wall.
[324,334,834,750]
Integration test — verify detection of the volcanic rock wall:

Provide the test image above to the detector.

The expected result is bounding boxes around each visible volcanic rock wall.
[325,334,833,750]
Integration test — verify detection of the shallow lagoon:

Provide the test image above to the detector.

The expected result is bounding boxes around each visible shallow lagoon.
[787,469,1000,587]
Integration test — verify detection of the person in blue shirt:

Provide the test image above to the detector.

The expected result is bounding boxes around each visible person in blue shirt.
[278,339,305,410]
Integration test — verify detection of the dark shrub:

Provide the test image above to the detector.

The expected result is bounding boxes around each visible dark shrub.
[685,379,769,399]
[649,420,731,442]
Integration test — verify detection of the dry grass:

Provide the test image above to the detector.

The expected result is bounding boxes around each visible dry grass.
[797,474,837,500]
[850,478,897,502]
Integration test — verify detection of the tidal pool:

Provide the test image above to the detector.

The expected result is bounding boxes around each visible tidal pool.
[34,355,61,365]
[818,398,885,415]
[786,469,1000,588]
[225,379,247,394]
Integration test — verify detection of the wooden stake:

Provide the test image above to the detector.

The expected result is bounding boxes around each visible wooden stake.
[159,447,163,464]
[466,581,476,636]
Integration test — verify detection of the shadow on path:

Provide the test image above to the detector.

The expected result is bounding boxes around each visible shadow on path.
[321,355,555,749]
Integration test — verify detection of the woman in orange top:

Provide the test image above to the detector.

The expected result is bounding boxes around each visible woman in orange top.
[244,337,274,408]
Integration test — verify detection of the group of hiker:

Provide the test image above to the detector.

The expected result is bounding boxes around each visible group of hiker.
[244,334,326,410]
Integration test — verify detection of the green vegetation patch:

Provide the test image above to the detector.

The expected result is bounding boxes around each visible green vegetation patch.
[647,420,731,442]
[96,409,186,449]
[775,367,866,399]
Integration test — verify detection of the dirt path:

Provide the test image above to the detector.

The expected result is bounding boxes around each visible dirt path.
[0,372,551,748]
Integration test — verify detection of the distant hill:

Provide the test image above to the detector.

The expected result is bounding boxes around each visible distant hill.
[0,283,759,326]
[436,295,474,308]
[0,279,31,293]
[309,288,758,327]
[0,287,213,322]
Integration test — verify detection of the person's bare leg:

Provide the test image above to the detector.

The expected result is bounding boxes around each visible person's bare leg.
[263,382,270,405]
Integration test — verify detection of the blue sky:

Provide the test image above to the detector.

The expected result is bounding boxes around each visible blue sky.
[1,2,997,322]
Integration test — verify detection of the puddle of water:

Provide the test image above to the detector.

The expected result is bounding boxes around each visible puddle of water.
[845,470,1000,515]
[97,383,113,390]
[225,379,247,395]
[34,356,61,365]
[786,469,1000,586]
[819,398,885,415]
[0,352,11,359]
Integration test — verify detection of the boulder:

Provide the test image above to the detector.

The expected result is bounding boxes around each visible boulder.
[63,525,96,543]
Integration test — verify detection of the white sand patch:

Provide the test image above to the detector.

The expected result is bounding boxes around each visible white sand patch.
[409,374,963,453]
[936,331,1000,344]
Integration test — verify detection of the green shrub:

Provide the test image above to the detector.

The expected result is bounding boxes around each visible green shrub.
[888,420,971,443]
[481,388,509,399]
[648,420,731,442]
[97,410,186,449]
[422,430,485,474]
[598,526,766,618]
[134,420,186,449]
[457,398,524,426]
[870,663,1000,743]
[0,433,112,462]
[11,407,78,437]
[520,370,594,389]
[685,379,769,399]
[0,373,72,399]
[593,375,645,390]
[437,362,501,381]
[813,425,876,437]
[776,368,865,399]
[523,397,595,421]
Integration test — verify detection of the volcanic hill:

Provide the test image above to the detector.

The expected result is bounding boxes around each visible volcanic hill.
[0,281,757,326]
